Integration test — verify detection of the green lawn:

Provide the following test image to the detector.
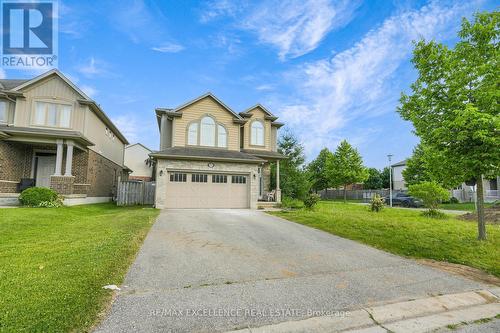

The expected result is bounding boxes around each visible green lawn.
[270,201,500,277]
[0,203,159,333]
[439,202,494,211]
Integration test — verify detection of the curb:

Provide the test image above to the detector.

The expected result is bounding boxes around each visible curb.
[227,289,500,333]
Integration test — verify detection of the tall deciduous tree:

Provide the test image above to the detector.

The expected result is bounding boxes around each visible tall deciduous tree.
[403,143,463,188]
[326,140,368,202]
[398,11,499,240]
[307,148,333,192]
[364,168,383,189]
[271,131,310,200]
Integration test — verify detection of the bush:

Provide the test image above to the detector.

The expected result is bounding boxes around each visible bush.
[281,196,305,209]
[19,187,60,207]
[304,193,320,209]
[449,197,459,204]
[421,209,447,219]
[408,181,449,217]
[370,194,385,212]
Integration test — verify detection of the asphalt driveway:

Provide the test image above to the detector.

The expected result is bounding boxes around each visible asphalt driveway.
[96,209,486,332]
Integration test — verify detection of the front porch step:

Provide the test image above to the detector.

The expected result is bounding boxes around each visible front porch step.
[257,201,280,209]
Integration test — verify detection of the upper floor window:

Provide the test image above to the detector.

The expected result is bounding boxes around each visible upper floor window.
[188,123,198,145]
[200,116,216,146]
[33,101,72,128]
[0,101,7,123]
[251,120,264,146]
[217,125,227,148]
[186,116,227,148]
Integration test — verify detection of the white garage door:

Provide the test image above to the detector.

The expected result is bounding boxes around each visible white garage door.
[165,172,249,208]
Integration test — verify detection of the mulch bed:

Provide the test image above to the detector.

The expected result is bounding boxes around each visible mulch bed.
[458,205,499,225]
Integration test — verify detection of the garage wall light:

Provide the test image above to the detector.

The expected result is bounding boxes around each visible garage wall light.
[159,170,164,177]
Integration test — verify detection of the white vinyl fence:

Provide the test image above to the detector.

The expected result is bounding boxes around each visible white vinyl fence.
[117,181,155,206]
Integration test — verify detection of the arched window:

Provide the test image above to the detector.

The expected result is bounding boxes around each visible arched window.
[251,121,264,146]
[217,125,227,148]
[187,122,198,145]
[200,116,216,146]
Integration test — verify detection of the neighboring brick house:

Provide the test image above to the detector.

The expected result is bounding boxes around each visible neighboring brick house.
[124,143,154,181]
[151,92,285,209]
[0,69,129,205]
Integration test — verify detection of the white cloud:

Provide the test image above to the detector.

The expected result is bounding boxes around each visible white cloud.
[255,84,274,91]
[112,113,159,149]
[276,0,477,158]
[152,42,184,53]
[80,85,98,98]
[243,0,361,60]
[0,69,6,79]
[201,0,360,60]
[77,57,110,78]
[200,0,243,23]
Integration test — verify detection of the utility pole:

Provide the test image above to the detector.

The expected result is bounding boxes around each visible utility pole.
[387,154,393,207]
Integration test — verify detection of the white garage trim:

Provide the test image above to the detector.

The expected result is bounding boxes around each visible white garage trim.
[164,170,251,209]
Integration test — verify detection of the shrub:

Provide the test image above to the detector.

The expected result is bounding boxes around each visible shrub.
[408,181,449,217]
[281,196,305,209]
[304,193,320,209]
[449,197,459,204]
[19,187,60,207]
[421,209,447,219]
[370,194,385,212]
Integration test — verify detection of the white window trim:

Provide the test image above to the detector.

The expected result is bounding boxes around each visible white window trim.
[0,100,8,123]
[185,115,228,148]
[31,100,73,129]
[250,119,265,146]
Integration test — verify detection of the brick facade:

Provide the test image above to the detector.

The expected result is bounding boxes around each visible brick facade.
[0,141,126,197]
[50,176,75,195]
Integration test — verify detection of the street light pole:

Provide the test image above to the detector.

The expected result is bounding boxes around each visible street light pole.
[387,154,393,207]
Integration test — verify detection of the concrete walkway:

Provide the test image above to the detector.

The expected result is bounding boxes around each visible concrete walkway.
[95,209,491,333]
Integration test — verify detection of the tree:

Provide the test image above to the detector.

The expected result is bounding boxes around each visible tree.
[381,167,391,189]
[326,140,368,202]
[398,11,499,240]
[364,168,383,189]
[408,181,450,217]
[271,131,310,200]
[403,143,463,188]
[307,148,333,192]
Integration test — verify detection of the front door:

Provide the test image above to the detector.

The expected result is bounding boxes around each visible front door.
[35,155,56,188]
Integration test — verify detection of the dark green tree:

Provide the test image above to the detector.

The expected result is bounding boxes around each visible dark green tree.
[363,168,383,189]
[271,131,310,200]
[326,140,368,202]
[381,167,391,189]
[307,148,333,192]
[398,11,500,240]
[403,143,463,188]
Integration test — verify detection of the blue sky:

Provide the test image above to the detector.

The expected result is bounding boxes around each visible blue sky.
[2,0,496,168]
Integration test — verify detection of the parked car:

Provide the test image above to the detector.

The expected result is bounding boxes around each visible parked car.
[384,192,423,208]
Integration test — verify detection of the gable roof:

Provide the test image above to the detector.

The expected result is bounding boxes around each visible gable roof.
[10,69,91,100]
[126,143,152,152]
[0,79,29,90]
[157,92,244,120]
[392,159,408,167]
[240,104,278,120]
[1,69,129,144]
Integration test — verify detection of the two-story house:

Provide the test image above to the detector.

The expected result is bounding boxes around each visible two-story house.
[0,69,129,205]
[151,93,285,209]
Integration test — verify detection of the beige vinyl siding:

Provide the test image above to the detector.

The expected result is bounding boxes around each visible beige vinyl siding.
[13,76,85,131]
[242,107,272,150]
[172,96,240,151]
[84,109,125,166]
[124,144,152,178]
